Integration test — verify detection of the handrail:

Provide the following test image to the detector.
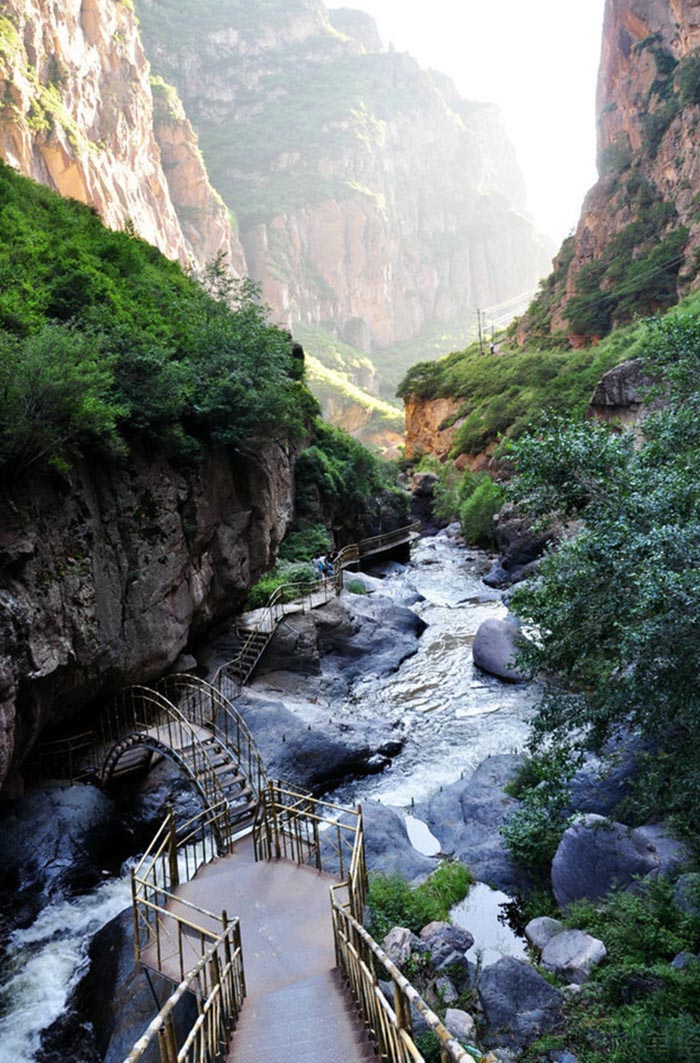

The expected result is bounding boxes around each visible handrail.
[332,904,475,1063]
[213,522,420,692]
[122,917,245,1063]
[156,674,269,803]
[92,685,235,848]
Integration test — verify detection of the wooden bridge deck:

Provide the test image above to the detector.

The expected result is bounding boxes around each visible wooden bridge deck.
[142,836,375,1063]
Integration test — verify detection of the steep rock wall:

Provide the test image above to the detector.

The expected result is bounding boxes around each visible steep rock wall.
[0,444,293,792]
[0,0,244,272]
[527,0,700,342]
[137,0,551,353]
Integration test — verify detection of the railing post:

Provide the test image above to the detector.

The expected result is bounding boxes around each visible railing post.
[131,867,141,966]
[270,782,281,859]
[392,980,414,1046]
[167,806,179,890]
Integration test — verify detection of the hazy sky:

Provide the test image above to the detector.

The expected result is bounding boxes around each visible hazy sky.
[352,0,607,246]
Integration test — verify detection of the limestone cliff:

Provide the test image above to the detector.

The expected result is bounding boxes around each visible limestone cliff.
[136,0,551,375]
[0,0,244,272]
[524,0,700,344]
[0,445,293,793]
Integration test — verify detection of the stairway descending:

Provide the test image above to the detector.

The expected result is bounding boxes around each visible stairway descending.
[226,626,273,685]
[196,734,257,833]
[228,969,376,1063]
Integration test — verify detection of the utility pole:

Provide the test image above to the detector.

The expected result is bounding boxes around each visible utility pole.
[476,308,485,355]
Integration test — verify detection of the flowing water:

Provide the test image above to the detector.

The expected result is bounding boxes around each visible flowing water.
[0,875,133,1063]
[333,532,535,809]
[0,530,535,1058]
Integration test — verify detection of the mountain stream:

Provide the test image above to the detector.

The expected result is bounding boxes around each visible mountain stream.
[0,530,535,1060]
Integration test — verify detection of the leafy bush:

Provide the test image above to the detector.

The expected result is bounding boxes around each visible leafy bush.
[245,562,316,610]
[501,752,574,881]
[507,302,700,834]
[366,863,472,942]
[565,880,700,968]
[521,883,700,1063]
[0,161,314,477]
[459,476,504,548]
[677,54,700,107]
[345,579,368,595]
[294,417,406,529]
[277,523,331,563]
[0,323,122,474]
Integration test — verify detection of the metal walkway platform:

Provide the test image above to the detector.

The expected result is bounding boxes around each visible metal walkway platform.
[142,835,375,1063]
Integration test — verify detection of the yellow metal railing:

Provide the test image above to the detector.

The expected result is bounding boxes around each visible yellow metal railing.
[131,803,231,981]
[253,781,363,882]
[156,674,268,803]
[122,917,245,1063]
[331,905,477,1063]
[213,522,421,691]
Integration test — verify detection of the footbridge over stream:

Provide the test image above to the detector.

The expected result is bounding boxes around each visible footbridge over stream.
[36,524,486,1063]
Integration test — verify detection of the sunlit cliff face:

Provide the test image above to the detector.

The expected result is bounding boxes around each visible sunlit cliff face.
[0,0,244,272]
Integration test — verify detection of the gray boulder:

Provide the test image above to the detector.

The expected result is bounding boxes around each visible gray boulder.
[551,815,658,908]
[0,784,118,922]
[633,823,690,878]
[524,917,564,952]
[670,952,700,970]
[419,921,474,970]
[478,956,564,1050]
[444,1008,476,1045]
[353,802,438,883]
[541,929,607,984]
[76,909,196,1063]
[495,503,557,572]
[674,873,700,917]
[417,755,526,892]
[237,693,402,793]
[472,618,527,683]
[435,974,459,1004]
[382,927,429,968]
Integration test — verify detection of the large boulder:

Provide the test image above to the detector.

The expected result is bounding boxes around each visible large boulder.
[416,755,526,893]
[257,596,426,687]
[551,815,658,908]
[419,921,474,970]
[333,801,438,883]
[237,693,403,792]
[524,917,564,952]
[0,784,119,925]
[472,618,527,683]
[674,873,700,917]
[381,927,429,968]
[568,735,646,817]
[478,956,563,1050]
[541,929,607,984]
[77,910,196,1063]
[444,1008,477,1045]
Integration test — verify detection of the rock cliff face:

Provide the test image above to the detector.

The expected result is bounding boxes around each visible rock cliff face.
[0,445,293,793]
[0,0,244,272]
[137,0,551,357]
[525,0,700,343]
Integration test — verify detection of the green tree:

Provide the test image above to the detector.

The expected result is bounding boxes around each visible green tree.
[0,323,121,476]
[508,311,700,831]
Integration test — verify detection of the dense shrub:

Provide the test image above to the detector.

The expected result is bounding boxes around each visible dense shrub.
[365,863,472,942]
[245,562,316,610]
[459,476,504,548]
[277,523,332,563]
[507,303,700,834]
[0,161,315,477]
[294,417,406,526]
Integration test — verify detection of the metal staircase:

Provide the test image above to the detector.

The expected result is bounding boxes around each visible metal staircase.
[214,522,421,692]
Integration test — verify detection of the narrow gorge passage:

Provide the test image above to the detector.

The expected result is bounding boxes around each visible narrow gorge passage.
[0,529,534,1060]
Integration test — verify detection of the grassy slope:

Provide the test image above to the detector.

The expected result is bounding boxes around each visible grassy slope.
[397,310,679,458]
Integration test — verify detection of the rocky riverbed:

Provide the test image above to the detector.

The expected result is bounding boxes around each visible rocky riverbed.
[3,529,688,1061]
